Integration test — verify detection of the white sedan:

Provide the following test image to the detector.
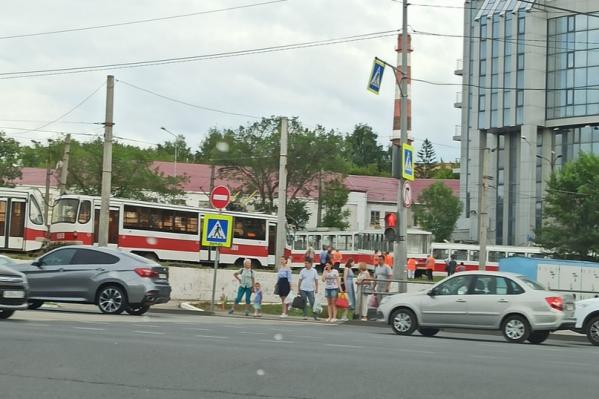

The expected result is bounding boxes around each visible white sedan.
[572,297,599,345]
[377,271,576,344]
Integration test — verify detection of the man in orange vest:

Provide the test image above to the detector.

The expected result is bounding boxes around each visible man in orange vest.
[426,255,435,281]
[384,252,393,268]
[407,258,416,279]
[332,248,342,270]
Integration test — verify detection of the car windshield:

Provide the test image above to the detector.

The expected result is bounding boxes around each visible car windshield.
[517,276,546,291]
[0,256,16,266]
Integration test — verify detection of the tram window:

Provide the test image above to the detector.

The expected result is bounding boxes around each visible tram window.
[233,217,266,241]
[174,211,199,234]
[529,253,545,258]
[354,234,361,250]
[433,249,449,260]
[51,198,79,224]
[78,200,91,224]
[508,252,525,257]
[308,235,322,250]
[469,250,480,262]
[337,235,352,251]
[294,235,307,251]
[29,195,43,225]
[488,251,506,262]
[452,250,468,261]
[323,235,336,250]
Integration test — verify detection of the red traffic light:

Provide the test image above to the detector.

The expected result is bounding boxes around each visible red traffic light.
[385,212,397,228]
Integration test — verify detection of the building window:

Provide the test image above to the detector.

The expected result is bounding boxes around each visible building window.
[370,211,380,228]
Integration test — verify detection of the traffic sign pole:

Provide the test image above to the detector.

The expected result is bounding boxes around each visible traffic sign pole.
[210,209,222,312]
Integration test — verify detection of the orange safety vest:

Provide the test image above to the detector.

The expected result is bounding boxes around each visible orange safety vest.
[372,254,379,265]
[426,256,435,270]
[384,254,393,267]
[333,251,342,263]
[407,258,416,271]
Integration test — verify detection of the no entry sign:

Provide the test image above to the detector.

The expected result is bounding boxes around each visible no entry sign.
[210,186,231,210]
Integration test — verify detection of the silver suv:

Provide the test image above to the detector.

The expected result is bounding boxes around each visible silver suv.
[0,262,29,320]
[377,271,576,344]
[11,246,171,315]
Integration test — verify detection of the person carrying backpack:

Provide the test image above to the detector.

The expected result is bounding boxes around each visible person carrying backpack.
[228,259,256,316]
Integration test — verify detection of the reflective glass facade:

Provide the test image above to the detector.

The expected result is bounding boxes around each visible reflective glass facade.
[546,15,599,119]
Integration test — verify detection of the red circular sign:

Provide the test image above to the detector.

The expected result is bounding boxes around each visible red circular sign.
[210,186,231,209]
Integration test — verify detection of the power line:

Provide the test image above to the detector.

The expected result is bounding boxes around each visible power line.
[0,30,399,80]
[0,0,291,41]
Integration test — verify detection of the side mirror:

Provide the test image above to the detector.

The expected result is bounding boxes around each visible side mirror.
[427,289,436,297]
[31,260,41,267]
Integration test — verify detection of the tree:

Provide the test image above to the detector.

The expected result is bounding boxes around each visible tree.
[65,138,187,202]
[534,152,599,260]
[199,117,349,215]
[432,158,460,179]
[152,135,195,164]
[413,181,464,242]
[344,124,391,176]
[416,138,437,178]
[0,131,22,186]
[285,198,311,231]
[320,179,351,230]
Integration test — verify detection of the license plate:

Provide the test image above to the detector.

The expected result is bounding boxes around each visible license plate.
[566,304,574,311]
[3,290,25,299]
[159,273,167,279]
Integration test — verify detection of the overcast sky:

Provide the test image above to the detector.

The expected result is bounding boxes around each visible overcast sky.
[0,0,464,163]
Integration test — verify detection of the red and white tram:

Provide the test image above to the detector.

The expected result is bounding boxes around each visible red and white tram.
[290,228,432,269]
[0,188,47,253]
[49,195,291,267]
[429,242,545,272]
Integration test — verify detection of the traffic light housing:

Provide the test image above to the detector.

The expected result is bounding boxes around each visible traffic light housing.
[384,212,399,241]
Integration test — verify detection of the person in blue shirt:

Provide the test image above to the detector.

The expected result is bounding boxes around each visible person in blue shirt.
[253,282,262,317]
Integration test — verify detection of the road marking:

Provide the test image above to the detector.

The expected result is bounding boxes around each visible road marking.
[25,323,50,327]
[182,328,211,331]
[134,325,160,328]
[258,340,294,344]
[73,327,107,331]
[269,328,293,332]
[326,344,363,349]
[297,335,320,339]
[134,331,165,335]
[548,360,592,367]
[195,335,227,339]
[239,332,265,335]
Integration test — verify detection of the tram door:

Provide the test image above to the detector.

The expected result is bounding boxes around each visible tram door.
[0,198,26,250]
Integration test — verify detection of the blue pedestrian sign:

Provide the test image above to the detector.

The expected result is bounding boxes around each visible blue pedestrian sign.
[402,143,414,181]
[367,59,386,95]
[202,214,233,247]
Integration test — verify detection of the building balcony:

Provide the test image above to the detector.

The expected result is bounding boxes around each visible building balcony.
[454,91,462,108]
[454,59,463,76]
[453,125,462,141]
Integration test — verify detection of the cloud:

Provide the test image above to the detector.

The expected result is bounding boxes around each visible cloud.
[0,0,463,161]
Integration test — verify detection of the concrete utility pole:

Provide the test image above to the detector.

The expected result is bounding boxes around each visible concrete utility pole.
[98,75,115,247]
[316,169,323,227]
[478,147,490,271]
[392,0,409,292]
[275,117,288,266]
[209,164,215,199]
[32,139,53,229]
[160,127,178,179]
[59,134,71,195]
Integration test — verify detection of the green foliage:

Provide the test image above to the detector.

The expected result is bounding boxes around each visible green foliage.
[0,131,22,186]
[199,117,349,213]
[151,135,195,164]
[413,180,463,242]
[321,178,351,230]
[533,152,599,260]
[65,138,187,202]
[416,138,437,178]
[432,158,460,179]
[285,198,311,231]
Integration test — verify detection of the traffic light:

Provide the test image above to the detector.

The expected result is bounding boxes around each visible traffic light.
[384,212,399,241]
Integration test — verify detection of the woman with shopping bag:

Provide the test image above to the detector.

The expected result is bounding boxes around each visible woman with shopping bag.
[321,261,343,322]
[355,262,372,321]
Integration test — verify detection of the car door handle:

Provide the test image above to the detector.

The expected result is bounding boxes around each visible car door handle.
[456,299,466,303]
[498,299,509,303]
[58,268,64,272]
[95,268,105,271]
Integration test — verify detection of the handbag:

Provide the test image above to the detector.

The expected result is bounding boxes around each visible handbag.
[292,296,306,310]
[368,294,379,308]
[274,282,280,296]
[335,293,350,309]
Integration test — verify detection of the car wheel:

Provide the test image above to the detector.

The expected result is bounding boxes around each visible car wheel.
[586,316,599,346]
[527,331,550,344]
[28,300,44,310]
[390,308,417,336]
[125,305,150,316]
[501,315,530,343]
[97,285,128,315]
[0,309,15,319]
[418,328,440,337]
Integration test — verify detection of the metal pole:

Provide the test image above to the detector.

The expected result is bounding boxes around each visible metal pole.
[479,147,490,270]
[393,0,409,293]
[98,75,115,247]
[59,134,71,195]
[276,117,288,265]
[209,164,215,198]
[44,149,52,230]
[316,169,323,227]
[210,209,223,312]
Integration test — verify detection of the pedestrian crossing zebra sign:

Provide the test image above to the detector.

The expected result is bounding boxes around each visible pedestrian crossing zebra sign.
[402,144,414,181]
[202,214,233,247]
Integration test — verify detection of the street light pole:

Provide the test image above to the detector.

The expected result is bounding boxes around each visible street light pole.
[32,139,54,230]
[160,127,178,178]
[536,152,562,172]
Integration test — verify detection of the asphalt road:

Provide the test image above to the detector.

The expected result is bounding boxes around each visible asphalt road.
[1,308,597,399]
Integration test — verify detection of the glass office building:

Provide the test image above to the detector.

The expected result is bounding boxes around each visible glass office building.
[456,0,599,245]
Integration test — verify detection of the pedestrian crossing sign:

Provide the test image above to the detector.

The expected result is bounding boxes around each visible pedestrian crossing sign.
[367,58,386,95]
[202,214,233,247]
[402,143,414,181]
